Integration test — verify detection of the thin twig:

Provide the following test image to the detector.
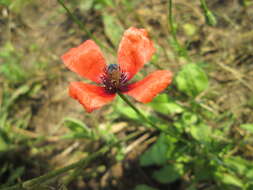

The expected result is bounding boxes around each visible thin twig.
[216,61,253,92]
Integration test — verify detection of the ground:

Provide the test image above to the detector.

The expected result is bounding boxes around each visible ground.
[0,0,253,189]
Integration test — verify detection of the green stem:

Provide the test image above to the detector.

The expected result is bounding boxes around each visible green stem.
[168,0,177,39]
[2,128,145,190]
[199,0,217,26]
[117,93,154,127]
[167,0,189,59]
[57,0,115,55]
[117,93,192,146]
[199,0,208,11]
[63,130,144,185]
[117,93,176,137]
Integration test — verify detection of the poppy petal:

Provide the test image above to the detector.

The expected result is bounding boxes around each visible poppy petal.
[69,82,115,112]
[124,70,173,103]
[118,27,155,80]
[62,40,106,84]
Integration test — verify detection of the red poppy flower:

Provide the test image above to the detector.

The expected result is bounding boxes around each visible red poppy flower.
[61,27,173,112]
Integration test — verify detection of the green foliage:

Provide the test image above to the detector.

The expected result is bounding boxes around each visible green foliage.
[0,43,26,83]
[93,0,114,10]
[62,118,96,140]
[140,135,171,166]
[168,37,188,58]
[0,39,47,187]
[137,82,251,189]
[0,84,33,186]
[215,172,243,188]
[242,0,253,6]
[189,124,211,144]
[152,164,184,183]
[78,0,94,12]
[175,63,209,97]
[149,94,184,115]
[240,123,253,133]
[200,0,217,26]
[0,0,11,6]
[134,184,158,190]
[114,96,149,122]
[204,10,217,26]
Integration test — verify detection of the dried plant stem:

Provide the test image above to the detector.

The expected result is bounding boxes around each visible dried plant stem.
[2,146,109,190]
[2,127,145,190]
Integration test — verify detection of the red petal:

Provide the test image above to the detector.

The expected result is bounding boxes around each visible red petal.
[69,82,115,112]
[62,40,106,84]
[118,27,155,80]
[124,70,173,103]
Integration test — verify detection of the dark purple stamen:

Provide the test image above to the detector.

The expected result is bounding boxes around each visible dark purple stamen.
[100,64,128,94]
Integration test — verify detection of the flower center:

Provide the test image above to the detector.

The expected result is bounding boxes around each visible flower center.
[101,64,128,94]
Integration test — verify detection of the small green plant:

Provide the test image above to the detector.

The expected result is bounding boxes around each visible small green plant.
[0,42,26,83]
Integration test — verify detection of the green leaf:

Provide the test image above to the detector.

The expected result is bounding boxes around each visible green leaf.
[118,106,139,120]
[205,10,217,26]
[0,0,12,6]
[189,124,211,144]
[0,42,26,83]
[183,23,197,36]
[218,173,244,188]
[225,157,248,176]
[175,63,208,97]
[0,136,8,151]
[246,183,253,190]
[7,166,25,184]
[182,112,198,125]
[246,170,253,180]
[115,96,150,122]
[140,135,169,166]
[62,117,94,139]
[152,164,184,184]
[103,13,124,47]
[134,184,158,190]
[240,124,253,133]
[149,94,184,115]
[5,85,30,109]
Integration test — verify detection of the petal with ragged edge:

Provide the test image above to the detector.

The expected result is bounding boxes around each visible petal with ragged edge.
[118,27,155,80]
[69,82,115,112]
[62,40,106,84]
[124,70,173,103]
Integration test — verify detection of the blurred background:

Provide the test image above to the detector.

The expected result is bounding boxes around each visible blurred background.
[0,0,253,189]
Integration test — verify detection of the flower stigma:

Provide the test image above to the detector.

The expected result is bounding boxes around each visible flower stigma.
[101,64,128,94]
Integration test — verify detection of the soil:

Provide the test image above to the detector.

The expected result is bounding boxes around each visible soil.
[0,0,253,189]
